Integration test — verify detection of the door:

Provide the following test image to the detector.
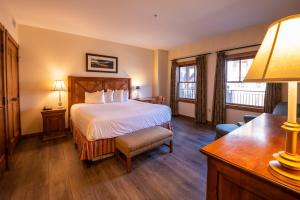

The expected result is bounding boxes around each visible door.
[0,24,6,175]
[6,32,20,154]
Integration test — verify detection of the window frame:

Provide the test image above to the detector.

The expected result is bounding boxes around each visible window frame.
[225,51,264,112]
[177,60,196,103]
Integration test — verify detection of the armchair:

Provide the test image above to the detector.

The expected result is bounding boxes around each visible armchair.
[215,102,300,140]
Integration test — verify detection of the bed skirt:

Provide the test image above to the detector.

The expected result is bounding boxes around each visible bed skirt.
[71,120,172,161]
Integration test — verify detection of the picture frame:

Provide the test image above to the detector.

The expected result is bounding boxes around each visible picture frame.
[86,53,118,73]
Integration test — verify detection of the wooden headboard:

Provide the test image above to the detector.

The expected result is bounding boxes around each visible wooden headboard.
[68,76,131,112]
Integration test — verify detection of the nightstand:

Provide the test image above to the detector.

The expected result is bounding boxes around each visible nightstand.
[41,108,66,141]
[135,96,165,104]
[135,97,156,104]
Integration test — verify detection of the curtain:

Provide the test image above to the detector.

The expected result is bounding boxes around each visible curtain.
[212,52,226,126]
[170,60,179,116]
[264,83,282,113]
[195,55,207,123]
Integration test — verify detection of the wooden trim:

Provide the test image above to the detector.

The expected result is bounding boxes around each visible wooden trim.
[177,98,195,104]
[225,51,257,60]
[226,103,263,112]
[5,30,19,48]
[206,120,212,126]
[177,114,195,121]
[0,23,6,174]
[171,44,260,61]
[4,29,20,157]
[21,128,70,140]
[21,132,41,139]
[177,60,196,66]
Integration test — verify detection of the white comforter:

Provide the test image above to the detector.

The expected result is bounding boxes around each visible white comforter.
[70,100,172,141]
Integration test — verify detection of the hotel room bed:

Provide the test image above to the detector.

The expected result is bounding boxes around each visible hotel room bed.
[68,76,172,161]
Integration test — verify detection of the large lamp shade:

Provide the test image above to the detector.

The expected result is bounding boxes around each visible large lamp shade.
[244,14,300,82]
[53,80,66,91]
[244,14,300,185]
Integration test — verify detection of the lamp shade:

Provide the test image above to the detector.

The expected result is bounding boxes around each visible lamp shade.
[244,14,300,82]
[53,80,66,91]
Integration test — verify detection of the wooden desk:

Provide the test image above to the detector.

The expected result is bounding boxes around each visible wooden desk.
[201,113,300,199]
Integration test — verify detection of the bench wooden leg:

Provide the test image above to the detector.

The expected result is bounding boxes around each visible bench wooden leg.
[169,140,173,153]
[126,157,132,173]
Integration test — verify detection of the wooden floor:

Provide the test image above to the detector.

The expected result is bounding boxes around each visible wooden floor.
[0,117,215,200]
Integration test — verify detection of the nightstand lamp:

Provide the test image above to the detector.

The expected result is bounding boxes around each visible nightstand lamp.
[244,14,300,184]
[53,80,66,108]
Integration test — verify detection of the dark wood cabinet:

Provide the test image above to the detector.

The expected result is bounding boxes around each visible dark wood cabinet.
[201,114,300,199]
[0,23,6,176]
[0,24,20,176]
[6,31,20,154]
[41,109,66,141]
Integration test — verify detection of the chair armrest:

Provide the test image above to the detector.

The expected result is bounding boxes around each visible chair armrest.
[244,114,257,123]
[236,122,245,127]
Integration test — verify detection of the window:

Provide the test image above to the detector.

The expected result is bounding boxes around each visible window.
[178,65,196,99]
[226,54,266,108]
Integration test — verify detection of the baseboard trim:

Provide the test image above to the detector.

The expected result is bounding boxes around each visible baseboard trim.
[21,128,70,139]
[21,132,41,139]
[176,115,213,127]
[177,114,195,121]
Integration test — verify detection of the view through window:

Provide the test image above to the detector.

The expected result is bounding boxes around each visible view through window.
[178,65,196,99]
[226,58,266,107]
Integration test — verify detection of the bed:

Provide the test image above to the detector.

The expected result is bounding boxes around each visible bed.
[68,76,172,161]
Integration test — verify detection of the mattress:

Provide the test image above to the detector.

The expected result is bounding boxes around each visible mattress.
[70,100,172,141]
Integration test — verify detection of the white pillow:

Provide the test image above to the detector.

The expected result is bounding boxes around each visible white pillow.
[104,90,114,103]
[114,90,124,102]
[98,90,105,103]
[123,90,129,102]
[85,90,105,104]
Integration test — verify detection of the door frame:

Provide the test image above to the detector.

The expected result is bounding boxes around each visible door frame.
[4,30,20,158]
[0,23,8,171]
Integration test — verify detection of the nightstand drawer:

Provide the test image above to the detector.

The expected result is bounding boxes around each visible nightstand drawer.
[41,109,66,141]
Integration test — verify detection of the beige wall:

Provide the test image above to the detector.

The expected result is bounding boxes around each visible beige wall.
[178,102,195,118]
[168,24,270,123]
[153,49,168,98]
[0,3,18,41]
[19,25,154,135]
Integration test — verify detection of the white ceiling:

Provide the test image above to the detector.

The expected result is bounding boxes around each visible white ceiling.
[2,0,300,49]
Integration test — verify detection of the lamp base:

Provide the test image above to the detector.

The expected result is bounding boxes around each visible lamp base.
[269,120,300,185]
[57,102,64,109]
[269,160,300,185]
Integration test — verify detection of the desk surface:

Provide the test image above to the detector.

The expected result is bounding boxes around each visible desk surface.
[201,113,300,194]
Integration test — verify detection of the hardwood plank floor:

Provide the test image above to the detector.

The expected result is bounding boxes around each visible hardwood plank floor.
[0,117,216,200]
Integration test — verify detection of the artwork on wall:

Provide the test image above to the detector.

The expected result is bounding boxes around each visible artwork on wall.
[86,53,118,73]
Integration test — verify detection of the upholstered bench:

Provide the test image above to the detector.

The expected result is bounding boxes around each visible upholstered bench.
[115,126,173,172]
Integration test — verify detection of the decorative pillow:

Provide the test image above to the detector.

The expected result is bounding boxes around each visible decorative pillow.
[104,90,114,103]
[114,90,124,102]
[85,90,105,104]
[123,90,129,102]
[98,90,105,103]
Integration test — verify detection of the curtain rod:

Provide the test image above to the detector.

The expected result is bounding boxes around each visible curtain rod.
[171,43,261,61]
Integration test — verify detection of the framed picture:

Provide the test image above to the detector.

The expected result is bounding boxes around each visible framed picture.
[86,53,118,73]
